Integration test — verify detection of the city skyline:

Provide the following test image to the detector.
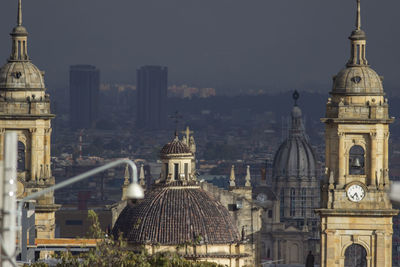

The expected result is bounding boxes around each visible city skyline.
[0,0,399,94]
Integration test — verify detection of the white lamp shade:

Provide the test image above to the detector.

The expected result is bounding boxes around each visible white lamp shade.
[126,183,144,199]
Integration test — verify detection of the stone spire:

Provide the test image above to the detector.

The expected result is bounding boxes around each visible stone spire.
[139,164,146,186]
[123,164,130,186]
[356,0,361,31]
[290,91,306,138]
[245,165,251,187]
[10,0,29,61]
[229,165,236,187]
[347,0,368,66]
[17,0,22,26]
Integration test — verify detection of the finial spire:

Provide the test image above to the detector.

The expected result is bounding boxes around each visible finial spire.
[17,0,22,26]
[245,165,251,187]
[139,164,146,186]
[293,90,299,106]
[356,0,361,30]
[123,164,130,186]
[229,165,236,187]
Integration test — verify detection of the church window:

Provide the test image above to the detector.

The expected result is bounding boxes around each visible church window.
[184,163,188,179]
[280,188,284,219]
[18,141,26,172]
[23,41,26,58]
[349,145,365,175]
[344,244,367,267]
[164,163,168,179]
[290,188,296,216]
[268,210,272,218]
[174,163,179,180]
[18,40,21,60]
[267,248,271,258]
[301,188,306,217]
[356,44,361,64]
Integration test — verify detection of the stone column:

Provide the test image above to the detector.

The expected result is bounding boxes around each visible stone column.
[30,128,37,181]
[375,231,385,267]
[0,129,5,161]
[44,128,51,178]
[338,132,345,187]
[384,132,389,185]
[370,132,377,187]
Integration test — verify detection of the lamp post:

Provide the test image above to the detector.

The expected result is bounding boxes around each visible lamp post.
[2,153,144,266]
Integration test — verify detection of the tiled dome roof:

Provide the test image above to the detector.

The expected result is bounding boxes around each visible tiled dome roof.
[160,136,191,155]
[112,185,240,245]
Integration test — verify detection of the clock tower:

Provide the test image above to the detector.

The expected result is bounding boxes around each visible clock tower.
[0,0,59,239]
[317,0,398,266]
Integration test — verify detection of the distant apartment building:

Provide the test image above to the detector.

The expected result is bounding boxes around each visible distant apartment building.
[69,65,100,129]
[136,66,167,129]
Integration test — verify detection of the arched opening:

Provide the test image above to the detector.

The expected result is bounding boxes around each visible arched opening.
[280,188,284,220]
[349,145,365,175]
[290,188,296,216]
[344,244,367,267]
[301,188,306,217]
[289,243,299,263]
[17,141,26,172]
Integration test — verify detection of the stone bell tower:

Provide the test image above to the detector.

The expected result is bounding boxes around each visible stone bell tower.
[317,1,398,266]
[0,0,59,239]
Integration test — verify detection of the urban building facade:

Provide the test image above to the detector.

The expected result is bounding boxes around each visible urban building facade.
[69,64,100,129]
[317,1,398,266]
[136,65,167,129]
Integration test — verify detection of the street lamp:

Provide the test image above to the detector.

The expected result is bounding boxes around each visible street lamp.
[1,137,144,267]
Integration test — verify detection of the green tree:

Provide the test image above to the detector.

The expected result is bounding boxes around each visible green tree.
[27,210,222,267]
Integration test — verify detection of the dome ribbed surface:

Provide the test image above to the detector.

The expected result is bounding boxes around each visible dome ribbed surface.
[272,105,317,179]
[112,185,240,245]
[333,66,383,94]
[273,136,317,179]
[0,61,45,89]
[160,138,191,155]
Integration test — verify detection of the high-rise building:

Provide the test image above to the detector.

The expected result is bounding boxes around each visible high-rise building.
[0,0,59,241]
[136,65,167,129]
[317,1,397,266]
[69,65,100,129]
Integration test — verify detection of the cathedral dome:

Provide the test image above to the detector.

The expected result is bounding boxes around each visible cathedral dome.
[112,184,240,245]
[160,135,191,156]
[332,66,383,95]
[272,93,317,179]
[0,61,45,89]
[273,135,317,179]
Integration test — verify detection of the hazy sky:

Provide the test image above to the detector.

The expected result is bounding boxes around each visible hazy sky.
[0,0,399,94]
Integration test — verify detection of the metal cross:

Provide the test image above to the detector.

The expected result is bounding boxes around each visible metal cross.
[169,111,183,134]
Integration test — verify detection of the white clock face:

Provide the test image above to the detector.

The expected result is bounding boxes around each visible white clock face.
[347,184,365,202]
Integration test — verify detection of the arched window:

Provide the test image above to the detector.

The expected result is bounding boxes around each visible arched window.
[280,188,284,220]
[290,188,296,217]
[349,145,365,175]
[344,244,367,267]
[267,248,271,259]
[301,188,306,217]
[18,141,26,172]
